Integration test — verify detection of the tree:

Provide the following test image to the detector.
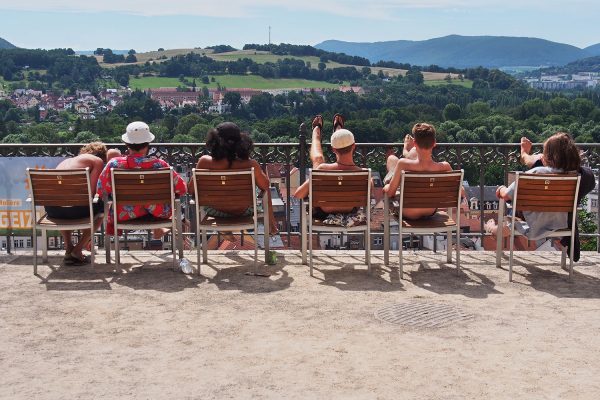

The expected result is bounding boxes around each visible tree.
[223,91,242,111]
[318,62,326,71]
[404,69,424,85]
[128,49,136,55]
[443,103,462,121]
[125,54,137,63]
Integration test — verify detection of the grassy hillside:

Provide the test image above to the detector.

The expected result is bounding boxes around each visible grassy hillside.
[424,79,473,88]
[128,74,346,90]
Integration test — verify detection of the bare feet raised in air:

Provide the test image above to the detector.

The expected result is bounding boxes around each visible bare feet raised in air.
[332,113,345,132]
[484,219,509,237]
[312,114,323,140]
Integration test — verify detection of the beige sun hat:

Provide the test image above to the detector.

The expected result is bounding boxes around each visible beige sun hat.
[330,129,355,149]
[121,121,155,144]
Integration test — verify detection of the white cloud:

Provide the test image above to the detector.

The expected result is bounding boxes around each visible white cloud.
[0,0,595,19]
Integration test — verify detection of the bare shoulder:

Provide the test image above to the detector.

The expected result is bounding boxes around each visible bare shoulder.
[438,161,453,171]
[196,155,213,169]
[315,163,336,171]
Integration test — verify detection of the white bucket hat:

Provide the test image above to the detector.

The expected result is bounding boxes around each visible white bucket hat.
[330,129,355,149]
[122,121,155,144]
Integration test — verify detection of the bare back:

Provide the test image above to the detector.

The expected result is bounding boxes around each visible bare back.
[57,154,104,194]
[387,155,452,219]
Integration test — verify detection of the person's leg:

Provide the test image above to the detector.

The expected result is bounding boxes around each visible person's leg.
[485,219,509,237]
[60,230,74,255]
[310,115,325,168]
[70,217,103,261]
[403,134,417,159]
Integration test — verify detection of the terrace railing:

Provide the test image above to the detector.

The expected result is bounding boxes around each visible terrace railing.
[2,123,600,253]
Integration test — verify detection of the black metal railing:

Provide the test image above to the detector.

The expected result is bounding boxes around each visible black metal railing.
[2,123,600,253]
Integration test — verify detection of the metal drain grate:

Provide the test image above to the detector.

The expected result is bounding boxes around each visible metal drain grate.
[374,302,474,328]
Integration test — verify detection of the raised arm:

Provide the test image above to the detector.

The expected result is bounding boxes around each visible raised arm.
[520,137,543,168]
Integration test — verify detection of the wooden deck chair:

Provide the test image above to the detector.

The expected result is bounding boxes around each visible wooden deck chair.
[192,168,269,275]
[301,169,372,276]
[110,168,181,270]
[383,170,464,278]
[26,168,103,275]
[494,172,580,282]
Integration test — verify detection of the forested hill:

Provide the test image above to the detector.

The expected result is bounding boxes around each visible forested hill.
[316,35,589,68]
[584,43,600,57]
[0,37,16,49]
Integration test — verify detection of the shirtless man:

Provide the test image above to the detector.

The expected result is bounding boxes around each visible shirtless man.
[45,142,121,264]
[293,114,363,214]
[383,123,453,220]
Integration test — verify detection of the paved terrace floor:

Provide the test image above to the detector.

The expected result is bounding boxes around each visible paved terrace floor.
[1,250,600,399]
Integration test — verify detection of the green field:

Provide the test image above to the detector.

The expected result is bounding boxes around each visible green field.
[129,75,346,90]
[425,79,473,88]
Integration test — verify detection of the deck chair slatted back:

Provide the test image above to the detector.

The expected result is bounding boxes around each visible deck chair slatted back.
[193,169,254,209]
[384,170,464,277]
[109,167,178,271]
[26,168,98,275]
[400,172,463,209]
[28,169,92,206]
[304,169,372,276]
[112,169,174,205]
[501,172,581,282]
[192,168,261,273]
[514,173,579,213]
[311,171,370,209]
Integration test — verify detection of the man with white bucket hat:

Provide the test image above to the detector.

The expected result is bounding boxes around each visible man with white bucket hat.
[96,121,187,237]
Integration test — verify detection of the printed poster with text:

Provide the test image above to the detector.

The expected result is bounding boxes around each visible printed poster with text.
[0,157,65,234]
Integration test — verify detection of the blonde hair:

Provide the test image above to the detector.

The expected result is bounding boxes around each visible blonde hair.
[79,142,108,162]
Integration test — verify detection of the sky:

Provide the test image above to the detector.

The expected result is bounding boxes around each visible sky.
[0,0,598,51]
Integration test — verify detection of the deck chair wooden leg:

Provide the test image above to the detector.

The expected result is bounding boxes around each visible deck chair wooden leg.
[171,223,177,271]
[91,232,95,271]
[496,199,505,268]
[446,229,452,264]
[309,225,314,276]
[398,230,403,279]
[41,228,48,263]
[32,226,38,275]
[561,248,567,270]
[301,201,307,265]
[254,225,258,268]
[365,229,371,274]
[508,228,515,282]
[383,197,390,266]
[569,235,575,281]
[196,225,201,275]
[114,231,121,271]
[455,227,461,274]
[202,229,208,264]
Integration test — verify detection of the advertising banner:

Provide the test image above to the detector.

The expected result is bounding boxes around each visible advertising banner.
[0,157,66,234]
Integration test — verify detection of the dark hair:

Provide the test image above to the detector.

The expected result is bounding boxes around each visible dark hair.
[543,132,581,171]
[126,142,149,153]
[79,141,107,163]
[412,122,436,150]
[205,122,253,167]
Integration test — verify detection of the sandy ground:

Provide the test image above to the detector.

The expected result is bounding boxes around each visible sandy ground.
[1,250,600,400]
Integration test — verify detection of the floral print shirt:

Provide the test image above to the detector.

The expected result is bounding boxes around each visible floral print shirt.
[97,153,187,234]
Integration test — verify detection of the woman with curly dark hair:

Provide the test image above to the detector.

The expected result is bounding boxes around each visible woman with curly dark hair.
[189,122,278,235]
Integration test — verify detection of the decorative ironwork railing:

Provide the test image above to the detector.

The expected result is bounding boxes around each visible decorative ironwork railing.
[2,123,600,252]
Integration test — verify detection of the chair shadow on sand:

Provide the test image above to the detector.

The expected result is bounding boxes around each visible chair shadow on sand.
[308,253,406,292]
[199,253,294,294]
[495,253,600,299]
